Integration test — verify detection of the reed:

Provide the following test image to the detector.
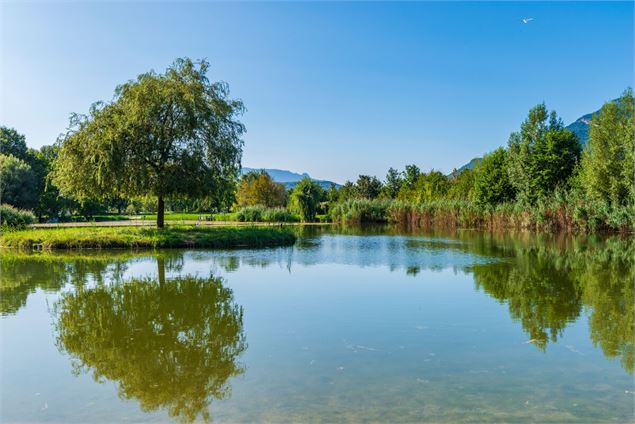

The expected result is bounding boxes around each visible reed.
[328,197,633,233]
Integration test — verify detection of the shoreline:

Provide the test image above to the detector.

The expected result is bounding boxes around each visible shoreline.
[27,220,331,229]
[0,225,298,250]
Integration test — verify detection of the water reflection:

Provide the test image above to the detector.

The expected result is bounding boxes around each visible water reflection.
[0,227,632,383]
[0,252,132,316]
[467,235,634,373]
[53,268,246,423]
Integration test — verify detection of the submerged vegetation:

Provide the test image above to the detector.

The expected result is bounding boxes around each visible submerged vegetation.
[0,226,296,250]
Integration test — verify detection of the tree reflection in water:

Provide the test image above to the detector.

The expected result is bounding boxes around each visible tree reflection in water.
[469,235,634,374]
[54,262,246,423]
[1,227,632,391]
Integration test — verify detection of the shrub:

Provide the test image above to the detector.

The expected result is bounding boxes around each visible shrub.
[234,206,298,223]
[329,199,391,223]
[0,204,36,229]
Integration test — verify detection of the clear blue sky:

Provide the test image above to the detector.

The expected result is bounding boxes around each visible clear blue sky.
[1,1,632,183]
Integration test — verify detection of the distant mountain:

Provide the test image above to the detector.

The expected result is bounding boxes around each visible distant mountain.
[452,100,613,175]
[241,167,341,189]
[454,157,482,174]
[564,106,603,145]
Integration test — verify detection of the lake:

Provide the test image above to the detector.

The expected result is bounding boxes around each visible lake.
[1,226,633,423]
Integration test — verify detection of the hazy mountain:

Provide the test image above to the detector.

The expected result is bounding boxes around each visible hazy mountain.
[241,167,341,189]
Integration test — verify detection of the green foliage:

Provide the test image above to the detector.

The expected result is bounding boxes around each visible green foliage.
[447,168,475,200]
[53,58,245,228]
[326,183,339,203]
[0,226,297,250]
[403,164,421,189]
[580,89,635,207]
[27,145,66,219]
[0,204,36,229]
[234,206,298,223]
[337,181,356,202]
[413,170,449,202]
[235,170,287,208]
[329,198,392,223]
[381,167,403,199]
[354,175,383,199]
[0,153,38,209]
[473,148,515,206]
[0,126,28,161]
[397,170,448,202]
[507,103,581,204]
[289,177,323,222]
[328,195,634,233]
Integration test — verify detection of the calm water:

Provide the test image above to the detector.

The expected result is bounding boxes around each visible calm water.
[1,226,633,423]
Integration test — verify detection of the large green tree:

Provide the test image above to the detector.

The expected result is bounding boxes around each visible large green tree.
[0,127,28,161]
[53,58,245,228]
[579,89,635,206]
[27,145,67,219]
[447,168,475,200]
[507,104,581,204]
[0,153,38,209]
[473,148,515,206]
[354,175,383,199]
[381,167,403,199]
[235,170,287,208]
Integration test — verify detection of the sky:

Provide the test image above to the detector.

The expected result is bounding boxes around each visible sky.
[1,1,633,183]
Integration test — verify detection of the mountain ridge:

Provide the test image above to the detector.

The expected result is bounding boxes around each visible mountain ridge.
[240,167,341,189]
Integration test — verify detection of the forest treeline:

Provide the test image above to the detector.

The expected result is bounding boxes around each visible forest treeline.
[0,57,632,232]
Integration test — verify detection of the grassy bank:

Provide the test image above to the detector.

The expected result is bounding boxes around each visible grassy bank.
[0,226,297,250]
[329,197,634,233]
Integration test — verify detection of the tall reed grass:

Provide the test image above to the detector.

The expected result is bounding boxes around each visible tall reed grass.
[234,206,299,223]
[329,195,634,233]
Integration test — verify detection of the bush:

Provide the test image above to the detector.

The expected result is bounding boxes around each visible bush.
[234,206,298,223]
[0,204,36,229]
[329,198,391,223]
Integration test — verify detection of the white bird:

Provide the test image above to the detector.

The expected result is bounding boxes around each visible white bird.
[522,18,534,24]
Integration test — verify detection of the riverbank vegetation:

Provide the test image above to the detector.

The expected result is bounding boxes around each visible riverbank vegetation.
[330,90,634,233]
[0,226,296,250]
[0,55,632,233]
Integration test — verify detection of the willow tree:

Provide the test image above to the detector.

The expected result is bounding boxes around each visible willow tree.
[53,58,245,228]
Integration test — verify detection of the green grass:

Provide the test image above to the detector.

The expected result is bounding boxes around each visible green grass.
[0,225,297,250]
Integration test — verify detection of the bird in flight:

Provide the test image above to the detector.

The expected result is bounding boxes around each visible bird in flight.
[522,18,534,24]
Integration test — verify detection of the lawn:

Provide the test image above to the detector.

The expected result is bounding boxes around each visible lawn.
[0,225,297,250]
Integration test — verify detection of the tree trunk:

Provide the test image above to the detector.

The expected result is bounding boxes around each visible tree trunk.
[157,256,166,287]
[157,196,165,228]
